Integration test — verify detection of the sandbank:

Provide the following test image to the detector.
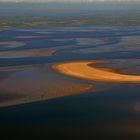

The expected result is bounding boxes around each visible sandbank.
[53,61,140,84]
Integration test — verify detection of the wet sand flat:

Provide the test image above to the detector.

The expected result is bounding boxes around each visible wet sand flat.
[0,48,56,58]
[0,65,92,107]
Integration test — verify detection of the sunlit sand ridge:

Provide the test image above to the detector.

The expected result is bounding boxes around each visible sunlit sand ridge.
[53,61,140,84]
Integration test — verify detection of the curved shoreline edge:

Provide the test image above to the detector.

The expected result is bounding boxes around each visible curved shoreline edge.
[53,61,140,84]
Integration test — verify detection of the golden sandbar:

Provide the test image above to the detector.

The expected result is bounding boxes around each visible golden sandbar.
[53,61,140,84]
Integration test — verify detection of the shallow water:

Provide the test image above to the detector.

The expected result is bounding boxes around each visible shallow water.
[0,26,140,138]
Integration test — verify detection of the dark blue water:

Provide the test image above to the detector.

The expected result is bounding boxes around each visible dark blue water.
[0,86,140,139]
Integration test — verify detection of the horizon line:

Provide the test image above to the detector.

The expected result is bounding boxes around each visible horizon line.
[0,0,140,4]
